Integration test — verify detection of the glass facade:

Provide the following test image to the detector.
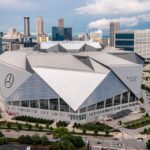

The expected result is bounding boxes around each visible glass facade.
[115,33,134,39]
[0,38,2,53]
[114,95,121,105]
[115,33,134,52]
[21,101,29,107]
[30,100,39,108]
[50,99,58,111]
[122,92,128,104]
[105,98,113,107]
[115,41,134,46]
[40,99,48,109]
[60,99,69,112]
[52,27,72,41]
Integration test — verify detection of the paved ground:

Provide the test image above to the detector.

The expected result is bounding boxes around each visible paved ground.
[82,135,147,150]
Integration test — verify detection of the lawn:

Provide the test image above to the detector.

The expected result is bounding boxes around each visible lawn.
[124,116,150,129]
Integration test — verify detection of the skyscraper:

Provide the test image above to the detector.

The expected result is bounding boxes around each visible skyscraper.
[24,17,30,37]
[0,37,2,53]
[110,22,120,47]
[37,16,43,35]
[58,18,64,28]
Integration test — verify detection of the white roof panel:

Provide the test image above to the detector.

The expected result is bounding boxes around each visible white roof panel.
[33,67,108,111]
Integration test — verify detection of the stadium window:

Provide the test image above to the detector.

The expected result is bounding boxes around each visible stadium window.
[129,92,136,102]
[97,101,104,109]
[40,99,48,109]
[60,99,69,112]
[122,92,128,104]
[30,100,39,108]
[21,101,29,107]
[114,95,121,106]
[12,101,20,106]
[50,99,58,111]
[105,98,113,107]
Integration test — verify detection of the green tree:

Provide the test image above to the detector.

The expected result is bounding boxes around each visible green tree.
[144,128,148,133]
[52,127,69,139]
[28,124,32,130]
[39,126,43,131]
[17,123,22,130]
[147,139,150,149]
[6,122,11,129]
[41,135,49,145]
[82,128,86,134]
[35,122,39,129]
[105,129,110,135]
[32,134,42,145]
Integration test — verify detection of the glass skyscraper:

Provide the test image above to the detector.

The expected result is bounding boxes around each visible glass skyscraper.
[52,27,72,41]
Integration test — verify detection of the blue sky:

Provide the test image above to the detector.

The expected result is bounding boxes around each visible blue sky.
[1,0,150,35]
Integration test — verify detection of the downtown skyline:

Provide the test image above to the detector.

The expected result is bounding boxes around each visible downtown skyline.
[1,0,150,35]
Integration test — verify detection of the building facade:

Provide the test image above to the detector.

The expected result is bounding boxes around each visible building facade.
[110,22,120,47]
[52,27,72,41]
[115,30,150,62]
[58,18,64,28]
[0,38,2,53]
[0,43,143,123]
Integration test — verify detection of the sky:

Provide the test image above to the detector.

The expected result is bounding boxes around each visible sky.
[0,0,150,35]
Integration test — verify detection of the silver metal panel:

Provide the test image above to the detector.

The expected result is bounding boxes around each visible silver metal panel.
[112,65,143,98]
[7,74,59,101]
[79,72,128,109]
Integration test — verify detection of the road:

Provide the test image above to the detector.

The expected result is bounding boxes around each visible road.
[82,135,147,150]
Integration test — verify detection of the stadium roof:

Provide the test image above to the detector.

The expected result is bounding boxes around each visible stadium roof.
[0,45,144,111]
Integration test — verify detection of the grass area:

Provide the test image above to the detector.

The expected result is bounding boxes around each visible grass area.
[73,122,112,132]
[0,121,52,132]
[124,115,150,129]
[141,128,150,135]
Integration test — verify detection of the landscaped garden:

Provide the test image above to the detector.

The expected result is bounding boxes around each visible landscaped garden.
[0,128,86,150]
[13,116,54,125]
[73,122,112,134]
[124,114,150,129]
[0,121,53,132]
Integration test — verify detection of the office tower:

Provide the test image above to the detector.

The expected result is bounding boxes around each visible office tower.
[115,30,150,62]
[37,16,43,35]
[58,18,64,27]
[110,22,120,47]
[0,32,3,38]
[0,38,2,53]
[64,28,72,41]
[8,28,16,35]
[24,17,30,37]
[52,27,64,41]
[52,27,72,41]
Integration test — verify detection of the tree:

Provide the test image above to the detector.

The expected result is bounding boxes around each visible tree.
[6,122,11,129]
[82,128,86,134]
[17,123,22,130]
[46,123,49,129]
[147,139,150,149]
[41,135,49,145]
[105,129,110,135]
[28,124,32,130]
[94,129,98,135]
[32,134,42,145]
[35,122,39,129]
[144,128,148,134]
[52,127,69,139]
[39,126,43,131]
[50,140,75,150]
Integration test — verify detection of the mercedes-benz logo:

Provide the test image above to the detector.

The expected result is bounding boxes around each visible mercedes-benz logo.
[5,73,14,88]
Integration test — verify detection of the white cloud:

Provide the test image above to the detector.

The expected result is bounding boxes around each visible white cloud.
[88,17,138,30]
[76,0,150,15]
[88,13,150,30]
[0,0,39,10]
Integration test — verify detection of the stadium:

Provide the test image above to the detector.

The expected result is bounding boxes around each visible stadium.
[0,41,144,123]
